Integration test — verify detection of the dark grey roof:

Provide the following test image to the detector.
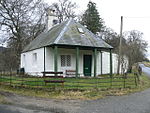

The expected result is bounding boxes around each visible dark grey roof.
[23,19,113,52]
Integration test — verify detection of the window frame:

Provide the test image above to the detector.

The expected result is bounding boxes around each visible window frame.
[32,53,37,66]
[60,55,71,67]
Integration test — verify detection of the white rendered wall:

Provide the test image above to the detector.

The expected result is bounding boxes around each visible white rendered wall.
[101,51,128,74]
[21,48,44,76]
[101,51,109,74]
[45,47,54,72]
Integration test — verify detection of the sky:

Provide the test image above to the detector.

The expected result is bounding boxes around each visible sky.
[47,0,150,59]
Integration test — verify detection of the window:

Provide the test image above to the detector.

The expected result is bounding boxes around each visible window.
[61,55,71,67]
[33,53,37,65]
[77,27,84,33]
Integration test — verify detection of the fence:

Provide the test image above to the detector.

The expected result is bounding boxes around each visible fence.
[0,73,138,90]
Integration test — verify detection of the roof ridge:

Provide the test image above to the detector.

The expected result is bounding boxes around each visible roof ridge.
[54,18,73,44]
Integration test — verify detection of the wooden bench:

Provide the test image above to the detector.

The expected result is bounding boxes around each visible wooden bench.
[41,71,64,86]
[66,70,76,77]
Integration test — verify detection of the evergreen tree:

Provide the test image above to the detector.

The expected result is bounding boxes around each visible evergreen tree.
[81,1,104,34]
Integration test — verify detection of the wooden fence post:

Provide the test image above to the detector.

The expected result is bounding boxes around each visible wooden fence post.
[135,76,137,87]
[123,76,126,88]
[21,74,23,86]
[9,70,12,86]
[110,77,112,88]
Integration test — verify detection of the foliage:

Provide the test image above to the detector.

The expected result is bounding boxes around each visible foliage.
[81,1,104,34]
[103,29,148,70]
[102,28,119,52]
[123,30,148,69]
[0,47,18,71]
[0,0,47,68]
[51,0,77,23]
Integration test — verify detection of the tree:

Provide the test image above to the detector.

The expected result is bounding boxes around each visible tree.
[51,0,77,23]
[103,29,148,74]
[81,1,104,34]
[0,47,18,71]
[123,30,148,71]
[0,0,47,68]
[102,28,119,52]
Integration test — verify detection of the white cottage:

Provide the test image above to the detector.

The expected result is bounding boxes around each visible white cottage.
[20,10,119,77]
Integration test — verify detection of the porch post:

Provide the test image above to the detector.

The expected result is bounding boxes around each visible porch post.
[100,51,103,75]
[76,47,79,77]
[110,49,113,77]
[94,48,97,77]
[54,46,58,75]
[44,47,46,72]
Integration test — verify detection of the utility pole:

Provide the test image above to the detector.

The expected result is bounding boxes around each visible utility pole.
[117,16,123,74]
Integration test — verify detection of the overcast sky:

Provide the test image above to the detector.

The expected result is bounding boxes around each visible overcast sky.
[46,0,150,59]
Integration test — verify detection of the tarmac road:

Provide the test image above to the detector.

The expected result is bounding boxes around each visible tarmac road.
[139,64,150,77]
[0,104,52,113]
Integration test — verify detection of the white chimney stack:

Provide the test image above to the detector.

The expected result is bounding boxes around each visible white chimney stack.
[46,9,58,31]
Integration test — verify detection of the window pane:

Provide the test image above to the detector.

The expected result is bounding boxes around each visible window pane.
[33,53,37,65]
[60,55,71,67]
[66,55,71,66]
[61,55,65,67]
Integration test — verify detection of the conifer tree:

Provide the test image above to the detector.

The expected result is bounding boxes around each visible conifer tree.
[81,1,104,34]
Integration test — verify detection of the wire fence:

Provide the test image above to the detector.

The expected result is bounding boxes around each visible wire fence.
[0,72,138,90]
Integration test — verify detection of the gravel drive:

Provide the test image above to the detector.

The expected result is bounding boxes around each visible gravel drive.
[1,64,150,113]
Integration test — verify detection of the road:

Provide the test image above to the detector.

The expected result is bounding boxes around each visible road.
[1,64,150,113]
[139,64,150,77]
[0,104,50,113]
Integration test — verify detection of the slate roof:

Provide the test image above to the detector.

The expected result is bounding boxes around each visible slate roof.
[23,18,113,52]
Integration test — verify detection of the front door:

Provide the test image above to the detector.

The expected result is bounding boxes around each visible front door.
[83,55,92,76]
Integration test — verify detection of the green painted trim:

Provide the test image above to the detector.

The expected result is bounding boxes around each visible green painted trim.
[94,48,97,77]
[76,47,79,77]
[110,49,113,77]
[54,46,58,75]
[22,44,112,53]
[51,44,113,50]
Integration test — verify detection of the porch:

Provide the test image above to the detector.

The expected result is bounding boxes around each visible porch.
[43,45,113,77]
